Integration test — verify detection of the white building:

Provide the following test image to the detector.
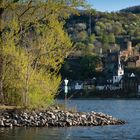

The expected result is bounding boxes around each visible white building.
[113,52,124,84]
[75,82,83,90]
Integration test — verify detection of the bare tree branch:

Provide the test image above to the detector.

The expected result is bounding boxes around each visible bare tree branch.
[18,0,33,21]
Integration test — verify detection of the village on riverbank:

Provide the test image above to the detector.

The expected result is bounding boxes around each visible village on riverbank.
[60,40,140,98]
[4,0,140,130]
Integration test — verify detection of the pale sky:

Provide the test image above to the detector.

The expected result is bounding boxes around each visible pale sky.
[87,0,140,12]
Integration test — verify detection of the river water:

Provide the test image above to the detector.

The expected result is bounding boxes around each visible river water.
[1,99,140,140]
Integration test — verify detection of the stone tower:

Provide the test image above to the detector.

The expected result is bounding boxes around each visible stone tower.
[127,41,132,56]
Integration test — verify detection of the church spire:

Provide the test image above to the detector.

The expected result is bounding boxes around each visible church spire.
[118,51,124,76]
[118,51,122,69]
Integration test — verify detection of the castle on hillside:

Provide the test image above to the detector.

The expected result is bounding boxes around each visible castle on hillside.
[121,41,140,68]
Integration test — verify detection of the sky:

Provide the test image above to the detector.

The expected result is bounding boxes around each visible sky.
[87,0,140,12]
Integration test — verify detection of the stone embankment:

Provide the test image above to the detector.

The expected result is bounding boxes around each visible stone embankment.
[0,107,125,127]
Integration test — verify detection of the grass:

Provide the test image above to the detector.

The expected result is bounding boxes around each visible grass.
[0,105,22,110]
[54,102,77,113]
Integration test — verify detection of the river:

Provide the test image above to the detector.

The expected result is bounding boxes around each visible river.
[0,99,140,140]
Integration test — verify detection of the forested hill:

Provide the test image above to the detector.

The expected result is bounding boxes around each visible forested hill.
[120,5,140,14]
[66,10,140,44]
[62,9,140,80]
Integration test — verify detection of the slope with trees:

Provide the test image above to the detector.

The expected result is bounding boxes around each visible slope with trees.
[61,8,140,80]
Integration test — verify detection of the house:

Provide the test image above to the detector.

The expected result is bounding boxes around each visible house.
[95,50,125,91]
[96,77,106,91]
[125,56,140,68]
[84,79,95,90]
[74,81,83,90]
[122,73,138,94]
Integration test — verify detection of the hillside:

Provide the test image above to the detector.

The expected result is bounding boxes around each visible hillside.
[61,10,140,80]
[120,5,140,14]
[65,10,140,55]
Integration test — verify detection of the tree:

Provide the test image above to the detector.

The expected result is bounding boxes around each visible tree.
[95,25,102,36]
[0,0,87,107]
[113,23,123,35]
[80,55,100,79]
[101,33,109,52]
[76,31,88,42]
[134,29,140,37]
[102,33,109,44]
[89,34,96,43]
[75,23,87,31]
[108,33,115,44]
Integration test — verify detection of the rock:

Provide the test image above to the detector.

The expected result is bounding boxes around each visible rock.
[0,120,4,126]
[13,114,18,119]
[81,114,86,119]
[0,109,125,128]
[13,120,18,126]
[22,112,28,119]
[5,123,13,127]
[51,114,56,120]
[66,120,72,127]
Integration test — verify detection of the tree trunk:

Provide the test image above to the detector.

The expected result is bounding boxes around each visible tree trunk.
[24,51,30,107]
[0,3,5,104]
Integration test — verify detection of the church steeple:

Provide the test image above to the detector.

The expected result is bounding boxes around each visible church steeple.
[113,51,124,84]
[118,51,124,76]
[118,52,122,69]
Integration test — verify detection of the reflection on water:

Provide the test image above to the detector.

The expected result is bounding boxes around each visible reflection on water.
[1,100,140,140]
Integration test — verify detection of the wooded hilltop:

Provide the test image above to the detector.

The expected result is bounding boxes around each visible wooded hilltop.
[61,6,140,80]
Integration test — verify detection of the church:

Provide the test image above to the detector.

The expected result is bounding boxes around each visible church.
[112,52,124,84]
[96,49,140,94]
[104,51,124,90]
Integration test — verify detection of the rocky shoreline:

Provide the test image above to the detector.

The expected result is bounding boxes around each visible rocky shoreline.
[0,107,125,127]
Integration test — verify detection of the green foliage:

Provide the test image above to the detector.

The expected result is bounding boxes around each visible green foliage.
[102,34,109,44]
[80,55,96,79]
[61,7,140,82]
[113,22,123,35]
[2,34,61,107]
[75,42,86,50]
[94,25,102,36]
[108,33,115,43]
[29,72,61,109]
[61,54,102,80]
[82,43,94,56]
[0,0,88,107]
[76,31,88,42]
[89,34,96,43]
[75,23,87,31]
[67,10,140,44]
[134,29,140,37]
[120,5,140,14]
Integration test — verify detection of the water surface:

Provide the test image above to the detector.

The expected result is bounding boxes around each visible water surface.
[1,99,140,140]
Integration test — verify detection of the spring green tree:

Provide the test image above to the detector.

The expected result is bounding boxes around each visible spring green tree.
[0,0,87,107]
